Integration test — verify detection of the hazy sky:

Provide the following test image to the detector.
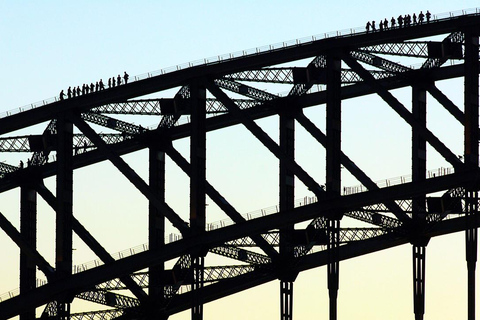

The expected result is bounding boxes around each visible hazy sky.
[0,1,479,319]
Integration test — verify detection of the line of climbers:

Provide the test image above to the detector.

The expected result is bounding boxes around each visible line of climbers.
[366,10,431,33]
[59,71,129,101]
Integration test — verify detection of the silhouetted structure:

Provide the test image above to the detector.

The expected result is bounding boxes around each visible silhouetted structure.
[0,9,479,320]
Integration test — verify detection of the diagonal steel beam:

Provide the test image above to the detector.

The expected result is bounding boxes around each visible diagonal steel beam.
[34,181,148,301]
[205,80,325,198]
[0,211,55,280]
[166,145,279,259]
[295,111,411,223]
[426,84,480,139]
[343,53,463,170]
[70,114,190,235]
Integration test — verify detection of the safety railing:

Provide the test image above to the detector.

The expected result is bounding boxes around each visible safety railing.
[0,7,479,120]
[0,164,458,302]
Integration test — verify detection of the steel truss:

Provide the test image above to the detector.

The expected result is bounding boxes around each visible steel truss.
[0,11,479,320]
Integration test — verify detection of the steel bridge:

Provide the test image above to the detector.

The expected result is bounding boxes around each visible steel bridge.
[0,8,480,320]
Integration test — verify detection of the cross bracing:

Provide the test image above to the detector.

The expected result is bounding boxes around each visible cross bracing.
[0,10,479,320]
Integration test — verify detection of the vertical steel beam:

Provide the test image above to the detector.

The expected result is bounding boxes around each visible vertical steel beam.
[20,185,37,320]
[56,114,73,319]
[326,53,341,320]
[412,245,426,320]
[412,84,427,320]
[190,81,206,320]
[280,108,295,320]
[280,281,294,320]
[466,191,478,320]
[464,28,479,320]
[149,145,166,310]
[412,85,427,190]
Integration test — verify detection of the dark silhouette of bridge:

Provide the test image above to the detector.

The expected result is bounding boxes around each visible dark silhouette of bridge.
[0,8,479,320]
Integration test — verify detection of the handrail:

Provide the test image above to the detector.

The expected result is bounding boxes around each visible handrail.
[0,165,458,302]
[0,7,479,120]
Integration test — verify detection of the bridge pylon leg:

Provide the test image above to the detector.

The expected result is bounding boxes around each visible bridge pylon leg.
[190,81,207,320]
[280,281,293,320]
[192,256,205,320]
[279,103,295,320]
[327,218,340,320]
[466,190,477,320]
[55,114,74,319]
[149,146,166,313]
[464,28,479,320]
[326,51,341,320]
[20,185,37,320]
[412,245,426,320]
[411,82,427,320]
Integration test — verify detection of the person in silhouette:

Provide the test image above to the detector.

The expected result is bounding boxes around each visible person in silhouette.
[59,90,65,101]
[72,88,76,98]
[383,18,388,30]
[108,78,111,88]
[99,79,105,90]
[112,77,116,87]
[90,83,95,92]
[426,10,431,23]
[67,86,72,99]
[77,86,81,96]
[366,21,371,33]
[418,11,425,24]
[371,20,376,31]
[379,20,383,31]
[117,74,121,86]
[391,17,396,28]
[398,15,403,28]
[123,71,129,84]
[95,81,99,92]
[19,160,24,169]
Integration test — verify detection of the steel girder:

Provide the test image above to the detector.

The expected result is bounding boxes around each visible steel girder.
[0,13,479,320]
[0,62,473,188]
[76,213,480,319]
[1,168,478,319]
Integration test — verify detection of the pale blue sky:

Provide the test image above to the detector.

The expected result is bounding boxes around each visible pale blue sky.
[0,1,479,319]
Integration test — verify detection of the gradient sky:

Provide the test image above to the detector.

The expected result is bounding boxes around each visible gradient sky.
[0,1,479,319]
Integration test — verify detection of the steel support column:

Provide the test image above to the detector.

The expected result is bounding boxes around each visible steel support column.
[464,28,479,320]
[20,184,37,320]
[56,114,74,319]
[466,191,478,320]
[412,245,426,320]
[149,145,166,315]
[279,108,295,320]
[326,53,341,320]
[280,281,293,320]
[190,81,207,320]
[412,84,428,320]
